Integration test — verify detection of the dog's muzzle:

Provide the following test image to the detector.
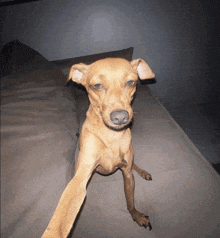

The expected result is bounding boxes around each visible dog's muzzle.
[110,110,129,126]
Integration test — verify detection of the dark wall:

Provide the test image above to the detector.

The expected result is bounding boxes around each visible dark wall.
[0,0,219,104]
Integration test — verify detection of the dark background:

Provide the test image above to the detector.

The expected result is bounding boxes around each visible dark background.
[1,0,219,105]
[1,0,220,169]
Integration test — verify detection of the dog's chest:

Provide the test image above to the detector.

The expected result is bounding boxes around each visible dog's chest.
[96,133,131,175]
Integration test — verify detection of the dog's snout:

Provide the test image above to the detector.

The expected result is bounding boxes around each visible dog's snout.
[110,110,129,125]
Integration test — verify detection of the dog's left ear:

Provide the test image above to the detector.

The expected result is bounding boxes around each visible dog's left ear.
[67,63,89,85]
[131,59,155,80]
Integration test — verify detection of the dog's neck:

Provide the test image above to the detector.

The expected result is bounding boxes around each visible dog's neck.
[86,104,103,125]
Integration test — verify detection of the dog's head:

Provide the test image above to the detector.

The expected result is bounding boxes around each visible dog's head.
[68,58,155,130]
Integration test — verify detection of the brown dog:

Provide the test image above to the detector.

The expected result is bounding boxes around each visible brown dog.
[41,58,155,238]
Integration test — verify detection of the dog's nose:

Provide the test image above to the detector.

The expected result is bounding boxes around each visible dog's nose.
[110,110,129,125]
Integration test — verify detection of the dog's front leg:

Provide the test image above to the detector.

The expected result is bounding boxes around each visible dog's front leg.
[41,153,96,238]
[121,155,152,230]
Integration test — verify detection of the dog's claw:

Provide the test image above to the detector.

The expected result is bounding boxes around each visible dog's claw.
[143,217,152,230]
[131,211,152,231]
[144,217,152,230]
[139,170,152,181]
[144,173,152,181]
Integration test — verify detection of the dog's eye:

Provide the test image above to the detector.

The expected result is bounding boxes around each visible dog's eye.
[93,84,102,90]
[126,80,136,87]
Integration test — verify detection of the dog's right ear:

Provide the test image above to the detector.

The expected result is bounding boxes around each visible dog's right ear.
[131,59,155,80]
[67,63,89,85]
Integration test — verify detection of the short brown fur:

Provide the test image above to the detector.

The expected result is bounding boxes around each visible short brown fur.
[41,58,155,238]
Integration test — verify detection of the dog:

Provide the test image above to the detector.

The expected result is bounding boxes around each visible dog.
[41,57,155,238]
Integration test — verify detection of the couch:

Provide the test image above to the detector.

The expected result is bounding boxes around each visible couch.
[1,40,220,238]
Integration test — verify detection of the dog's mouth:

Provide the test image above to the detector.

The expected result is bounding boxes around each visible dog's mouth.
[103,120,132,131]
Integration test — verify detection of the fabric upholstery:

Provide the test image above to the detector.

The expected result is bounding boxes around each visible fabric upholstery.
[1,43,78,238]
[1,41,220,238]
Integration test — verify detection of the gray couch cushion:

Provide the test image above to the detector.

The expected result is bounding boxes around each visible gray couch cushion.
[52,47,134,79]
[71,85,220,238]
[1,42,78,238]
[0,40,50,79]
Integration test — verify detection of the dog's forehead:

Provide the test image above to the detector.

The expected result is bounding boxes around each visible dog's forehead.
[88,58,136,80]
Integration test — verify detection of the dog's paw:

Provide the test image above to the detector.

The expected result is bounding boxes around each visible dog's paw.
[131,210,152,230]
[140,171,152,181]
[143,216,152,230]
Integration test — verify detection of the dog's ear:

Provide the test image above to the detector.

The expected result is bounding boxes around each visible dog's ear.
[67,63,89,85]
[131,59,155,80]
